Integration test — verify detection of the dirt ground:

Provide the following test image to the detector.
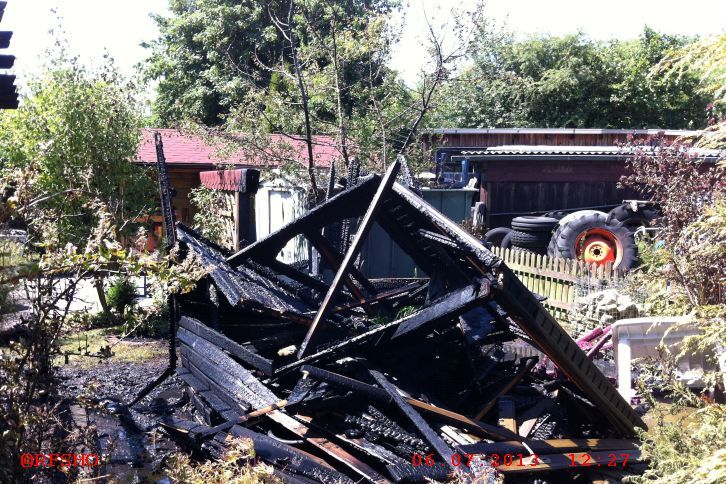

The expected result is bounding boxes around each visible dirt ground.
[55,337,188,483]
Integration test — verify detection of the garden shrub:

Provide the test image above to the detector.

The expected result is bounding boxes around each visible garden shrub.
[105,277,137,316]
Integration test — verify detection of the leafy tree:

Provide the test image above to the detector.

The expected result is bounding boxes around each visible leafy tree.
[656,34,726,148]
[0,54,155,247]
[433,27,710,129]
[144,0,401,129]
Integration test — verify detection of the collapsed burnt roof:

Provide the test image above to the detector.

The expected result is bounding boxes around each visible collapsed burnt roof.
[167,160,646,482]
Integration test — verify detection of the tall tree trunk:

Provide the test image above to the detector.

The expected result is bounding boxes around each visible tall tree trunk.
[287,0,319,203]
[330,16,351,168]
[94,275,110,315]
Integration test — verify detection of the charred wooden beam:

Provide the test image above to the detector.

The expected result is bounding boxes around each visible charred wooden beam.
[299,161,400,358]
[301,365,523,442]
[276,282,491,374]
[475,357,538,420]
[369,370,457,473]
[180,316,274,375]
[227,425,354,483]
[494,449,642,474]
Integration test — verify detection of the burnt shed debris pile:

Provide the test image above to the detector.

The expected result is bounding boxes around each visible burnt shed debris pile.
[167,161,647,482]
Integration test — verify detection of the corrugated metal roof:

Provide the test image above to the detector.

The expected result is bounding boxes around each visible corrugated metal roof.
[460,145,724,158]
[428,128,701,136]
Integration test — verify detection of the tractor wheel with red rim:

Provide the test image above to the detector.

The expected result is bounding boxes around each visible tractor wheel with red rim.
[547,212,637,270]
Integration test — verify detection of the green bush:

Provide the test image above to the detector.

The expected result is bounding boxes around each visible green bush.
[125,301,169,338]
[105,277,137,316]
[0,282,12,315]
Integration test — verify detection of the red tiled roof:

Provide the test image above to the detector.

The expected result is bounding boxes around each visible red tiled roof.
[136,128,339,168]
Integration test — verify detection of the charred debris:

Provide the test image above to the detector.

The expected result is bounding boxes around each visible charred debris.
[156,158,647,483]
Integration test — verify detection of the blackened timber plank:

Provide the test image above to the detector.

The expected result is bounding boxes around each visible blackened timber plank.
[179,316,274,375]
[369,370,456,473]
[227,425,353,484]
[178,327,278,408]
[182,342,278,409]
[276,282,489,374]
[391,183,646,435]
[301,365,523,442]
[178,369,237,420]
[265,412,390,483]
[180,346,251,414]
[298,161,400,358]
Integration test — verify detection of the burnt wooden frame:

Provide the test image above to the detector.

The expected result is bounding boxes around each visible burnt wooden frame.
[182,161,645,436]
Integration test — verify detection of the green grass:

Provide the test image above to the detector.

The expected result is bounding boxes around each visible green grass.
[57,326,166,368]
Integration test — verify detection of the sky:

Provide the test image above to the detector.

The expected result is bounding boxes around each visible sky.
[2,0,726,87]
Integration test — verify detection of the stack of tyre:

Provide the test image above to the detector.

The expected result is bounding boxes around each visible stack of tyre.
[482,203,661,270]
[508,216,559,255]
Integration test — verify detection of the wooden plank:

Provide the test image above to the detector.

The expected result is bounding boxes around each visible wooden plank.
[178,335,278,410]
[497,397,517,434]
[179,316,274,375]
[495,449,641,474]
[370,370,457,472]
[300,365,523,442]
[475,358,538,420]
[298,161,400,358]
[181,350,250,414]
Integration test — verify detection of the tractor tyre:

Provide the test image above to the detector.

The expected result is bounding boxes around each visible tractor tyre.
[547,212,637,270]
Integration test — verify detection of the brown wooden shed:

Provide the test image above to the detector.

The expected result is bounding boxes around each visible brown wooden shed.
[425,128,705,228]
